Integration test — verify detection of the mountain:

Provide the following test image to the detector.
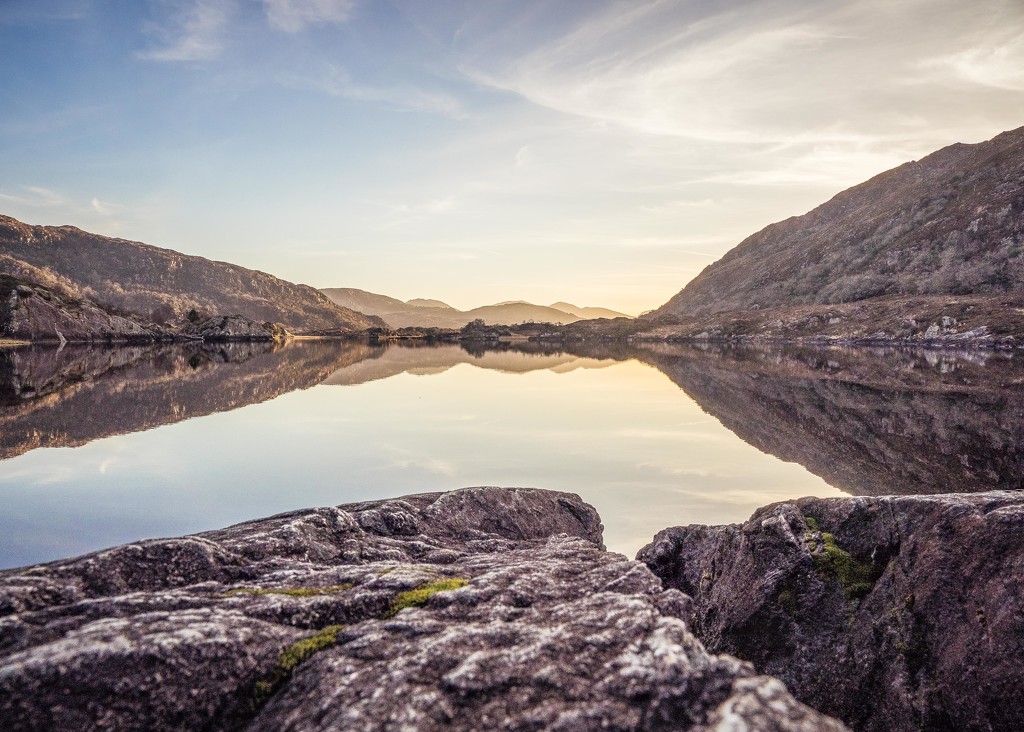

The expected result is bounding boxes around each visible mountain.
[550,301,631,319]
[653,126,1024,321]
[0,215,382,334]
[406,298,454,309]
[321,288,631,329]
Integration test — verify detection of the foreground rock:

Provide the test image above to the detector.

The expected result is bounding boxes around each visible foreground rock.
[639,492,1024,732]
[0,487,846,731]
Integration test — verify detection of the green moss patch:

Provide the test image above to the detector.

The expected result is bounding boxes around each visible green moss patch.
[224,583,353,598]
[387,577,469,617]
[777,589,798,616]
[252,625,345,706]
[810,531,880,599]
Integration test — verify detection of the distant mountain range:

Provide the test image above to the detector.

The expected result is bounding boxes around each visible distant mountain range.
[0,215,381,338]
[653,126,1024,321]
[321,288,630,329]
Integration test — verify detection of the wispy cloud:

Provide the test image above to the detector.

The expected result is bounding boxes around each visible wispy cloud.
[0,185,67,207]
[458,0,1024,146]
[138,0,232,62]
[920,32,1024,91]
[91,197,114,215]
[264,0,356,33]
[281,63,466,117]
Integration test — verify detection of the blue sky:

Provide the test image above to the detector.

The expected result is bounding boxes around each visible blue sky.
[2,0,1023,314]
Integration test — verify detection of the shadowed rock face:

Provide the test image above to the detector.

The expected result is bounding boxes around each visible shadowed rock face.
[0,487,847,732]
[631,343,1024,496]
[638,492,1024,732]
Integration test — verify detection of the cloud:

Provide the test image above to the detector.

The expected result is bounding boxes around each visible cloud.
[91,197,113,215]
[138,0,232,62]
[0,186,67,207]
[920,32,1024,91]
[281,63,466,117]
[458,0,1024,146]
[264,0,356,33]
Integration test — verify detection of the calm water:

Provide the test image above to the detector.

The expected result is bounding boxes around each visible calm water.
[2,340,1022,568]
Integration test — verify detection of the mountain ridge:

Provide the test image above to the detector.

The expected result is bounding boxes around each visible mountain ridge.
[652,126,1024,320]
[0,214,382,335]
[321,287,630,329]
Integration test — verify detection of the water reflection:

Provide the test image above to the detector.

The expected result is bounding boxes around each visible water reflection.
[0,339,1022,568]
[629,342,1024,496]
[0,341,375,460]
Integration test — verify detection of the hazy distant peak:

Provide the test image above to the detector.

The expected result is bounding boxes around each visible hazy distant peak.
[406,298,454,309]
[321,287,632,328]
[550,302,632,319]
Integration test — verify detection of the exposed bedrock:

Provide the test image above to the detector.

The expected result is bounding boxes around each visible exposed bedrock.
[0,487,846,732]
[639,491,1024,732]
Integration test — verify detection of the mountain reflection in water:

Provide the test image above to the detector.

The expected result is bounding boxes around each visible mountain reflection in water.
[0,339,1021,568]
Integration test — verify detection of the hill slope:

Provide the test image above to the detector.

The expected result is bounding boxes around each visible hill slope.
[654,126,1024,319]
[321,288,629,328]
[0,215,381,333]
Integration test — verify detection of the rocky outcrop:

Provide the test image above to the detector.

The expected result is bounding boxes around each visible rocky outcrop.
[639,492,1024,732]
[0,214,383,334]
[0,487,847,731]
[1,274,166,343]
[184,315,291,342]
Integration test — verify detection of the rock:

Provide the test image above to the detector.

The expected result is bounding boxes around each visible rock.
[0,275,165,343]
[184,315,291,342]
[638,491,1024,732]
[0,487,847,732]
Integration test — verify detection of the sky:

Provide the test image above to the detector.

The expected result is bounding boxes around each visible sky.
[2,0,1023,315]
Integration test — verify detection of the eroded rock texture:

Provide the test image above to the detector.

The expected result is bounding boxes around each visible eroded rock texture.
[639,492,1024,732]
[0,487,846,731]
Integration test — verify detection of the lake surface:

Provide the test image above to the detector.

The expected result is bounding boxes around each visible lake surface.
[2,339,1023,569]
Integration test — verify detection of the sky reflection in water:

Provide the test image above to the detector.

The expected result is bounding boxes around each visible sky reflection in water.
[0,343,848,568]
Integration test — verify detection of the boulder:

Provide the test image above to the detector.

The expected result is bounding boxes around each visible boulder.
[638,492,1024,732]
[0,487,846,731]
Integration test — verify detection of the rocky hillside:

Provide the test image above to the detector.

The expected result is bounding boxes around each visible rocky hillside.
[640,492,1024,732]
[653,126,1024,320]
[0,487,845,732]
[0,215,382,334]
[322,287,629,328]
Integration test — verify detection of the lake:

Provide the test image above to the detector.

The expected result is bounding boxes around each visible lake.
[2,339,1022,568]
